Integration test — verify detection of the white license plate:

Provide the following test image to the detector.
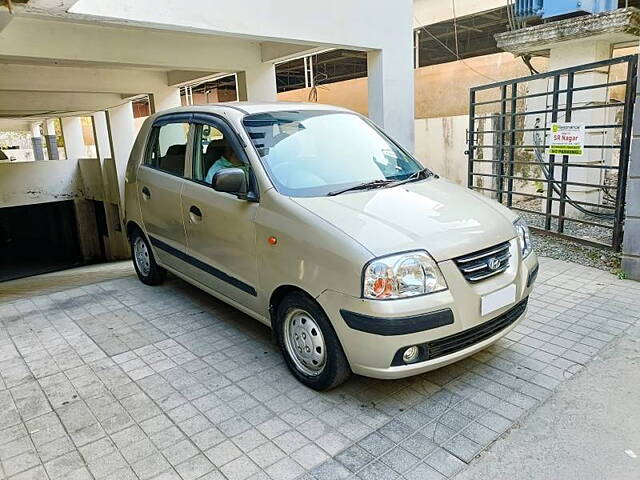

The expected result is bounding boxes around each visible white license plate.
[481,284,516,316]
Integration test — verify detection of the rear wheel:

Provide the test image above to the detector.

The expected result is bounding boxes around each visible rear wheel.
[130,228,166,286]
[276,292,350,390]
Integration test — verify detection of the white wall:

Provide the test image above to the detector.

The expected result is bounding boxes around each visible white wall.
[0,149,34,162]
[0,160,81,208]
[415,116,469,186]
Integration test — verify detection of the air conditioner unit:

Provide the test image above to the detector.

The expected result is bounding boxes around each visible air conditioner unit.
[515,0,617,22]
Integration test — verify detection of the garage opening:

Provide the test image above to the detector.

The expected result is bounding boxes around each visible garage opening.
[0,200,84,281]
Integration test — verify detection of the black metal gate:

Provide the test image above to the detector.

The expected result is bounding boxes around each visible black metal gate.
[467,54,638,250]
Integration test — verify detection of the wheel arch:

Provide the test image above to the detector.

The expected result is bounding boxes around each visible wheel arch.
[126,220,142,240]
[269,284,316,327]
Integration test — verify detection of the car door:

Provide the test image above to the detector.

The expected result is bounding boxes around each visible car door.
[137,115,192,271]
[180,114,260,310]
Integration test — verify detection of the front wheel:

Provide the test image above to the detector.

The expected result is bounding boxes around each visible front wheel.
[130,228,166,286]
[276,292,350,390]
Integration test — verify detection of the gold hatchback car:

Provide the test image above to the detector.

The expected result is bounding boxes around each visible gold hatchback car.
[124,103,538,390]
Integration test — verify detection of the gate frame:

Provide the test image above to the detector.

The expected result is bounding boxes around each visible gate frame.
[467,54,638,251]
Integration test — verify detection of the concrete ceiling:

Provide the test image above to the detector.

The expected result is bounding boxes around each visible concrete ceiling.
[0,1,326,120]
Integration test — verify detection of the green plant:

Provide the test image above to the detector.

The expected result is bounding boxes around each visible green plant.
[534,181,544,193]
[612,267,627,279]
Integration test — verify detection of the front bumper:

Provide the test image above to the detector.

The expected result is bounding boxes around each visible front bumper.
[316,243,538,379]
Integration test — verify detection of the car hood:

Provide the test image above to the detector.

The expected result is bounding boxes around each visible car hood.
[291,178,517,261]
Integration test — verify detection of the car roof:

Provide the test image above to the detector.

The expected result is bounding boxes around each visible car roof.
[151,101,351,119]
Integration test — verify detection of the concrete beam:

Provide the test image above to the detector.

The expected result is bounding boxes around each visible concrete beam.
[67,0,407,50]
[0,91,126,117]
[167,70,219,87]
[0,118,30,131]
[0,63,171,94]
[0,16,263,71]
[261,42,324,63]
[495,7,640,56]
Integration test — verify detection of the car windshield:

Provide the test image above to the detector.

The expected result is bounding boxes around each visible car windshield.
[242,110,425,197]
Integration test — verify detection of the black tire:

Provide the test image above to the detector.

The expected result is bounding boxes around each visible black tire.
[276,292,351,390]
[130,228,166,286]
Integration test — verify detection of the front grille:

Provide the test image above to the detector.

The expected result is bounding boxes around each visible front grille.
[426,298,528,361]
[454,241,511,282]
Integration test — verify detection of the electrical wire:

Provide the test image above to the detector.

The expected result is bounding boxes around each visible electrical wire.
[415,3,530,87]
[532,127,614,219]
[414,16,500,84]
[451,0,460,60]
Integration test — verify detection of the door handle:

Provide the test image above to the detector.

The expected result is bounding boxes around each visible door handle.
[189,205,202,223]
[141,186,151,200]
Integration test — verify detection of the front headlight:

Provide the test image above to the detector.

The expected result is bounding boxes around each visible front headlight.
[514,217,532,258]
[363,251,447,300]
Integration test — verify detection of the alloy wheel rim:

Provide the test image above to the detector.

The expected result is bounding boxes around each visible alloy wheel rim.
[283,308,327,376]
[134,237,151,276]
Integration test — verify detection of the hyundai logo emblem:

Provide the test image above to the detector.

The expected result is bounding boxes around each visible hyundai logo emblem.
[487,257,501,271]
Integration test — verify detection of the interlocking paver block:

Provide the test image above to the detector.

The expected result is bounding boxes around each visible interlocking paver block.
[356,459,397,480]
[205,440,242,467]
[220,454,261,480]
[1,257,638,480]
[175,453,215,480]
[425,447,466,477]
[131,451,172,480]
[403,462,447,480]
[164,439,199,466]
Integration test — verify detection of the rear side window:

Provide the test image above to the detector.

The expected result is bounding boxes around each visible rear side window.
[145,122,190,176]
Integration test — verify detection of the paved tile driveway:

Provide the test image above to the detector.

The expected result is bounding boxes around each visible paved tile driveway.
[0,257,638,480]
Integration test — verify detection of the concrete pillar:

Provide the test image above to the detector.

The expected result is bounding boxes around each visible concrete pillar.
[236,63,277,102]
[367,46,415,153]
[106,101,136,210]
[91,110,129,260]
[30,122,45,161]
[622,62,640,280]
[149,87,182,113]
[61,117,86,160]
[73,199,103,262]
[91,111,112,161]
[43,118,59,160]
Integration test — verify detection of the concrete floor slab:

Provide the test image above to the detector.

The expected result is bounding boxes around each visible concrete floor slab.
[457,323,640,480]
[0,257,638,479]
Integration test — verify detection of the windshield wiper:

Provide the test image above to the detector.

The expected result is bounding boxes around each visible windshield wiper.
[388,168,435,187]
[327,179,393,196]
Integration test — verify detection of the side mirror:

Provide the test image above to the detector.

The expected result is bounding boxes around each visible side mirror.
[212,168,248,198]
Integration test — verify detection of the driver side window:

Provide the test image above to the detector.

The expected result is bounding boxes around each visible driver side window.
[192,123,248,185]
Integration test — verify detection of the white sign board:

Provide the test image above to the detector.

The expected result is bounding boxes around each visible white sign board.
[549,123,585,156]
